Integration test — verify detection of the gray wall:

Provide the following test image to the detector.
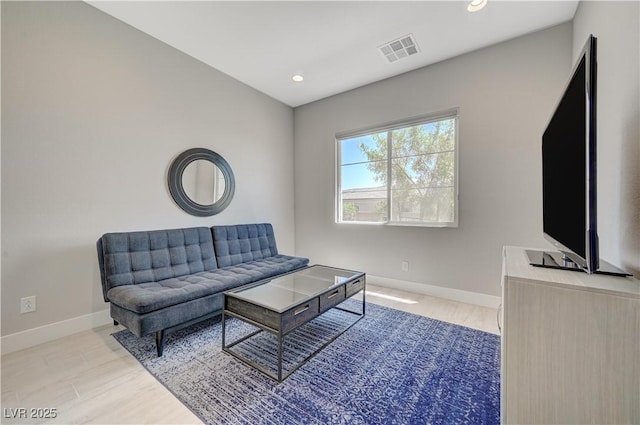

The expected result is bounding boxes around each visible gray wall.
[1,2,295,336]
[294,24,573,298]
[573,1,640,276]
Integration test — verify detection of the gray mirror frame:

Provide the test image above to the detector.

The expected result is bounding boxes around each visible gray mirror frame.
[168,148,235,216]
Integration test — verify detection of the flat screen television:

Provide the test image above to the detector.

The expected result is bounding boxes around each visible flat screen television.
[527,34,630,277]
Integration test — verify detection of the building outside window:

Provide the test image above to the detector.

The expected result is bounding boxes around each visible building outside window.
[337,109,458,227]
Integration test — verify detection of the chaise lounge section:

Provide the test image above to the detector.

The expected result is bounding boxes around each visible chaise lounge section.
[97,223,308,356]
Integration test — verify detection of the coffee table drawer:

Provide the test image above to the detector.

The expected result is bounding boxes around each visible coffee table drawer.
[281,298,319,334]
[226,297,280,330]
[345,277,365,297]
[320,286,346,312]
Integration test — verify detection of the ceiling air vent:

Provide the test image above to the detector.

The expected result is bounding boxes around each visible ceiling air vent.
[379,34,420,63]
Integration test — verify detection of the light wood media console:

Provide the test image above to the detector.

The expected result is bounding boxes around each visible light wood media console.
[501,246,639,424]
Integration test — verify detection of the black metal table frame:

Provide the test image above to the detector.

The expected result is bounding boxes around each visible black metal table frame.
[221,277,365,382]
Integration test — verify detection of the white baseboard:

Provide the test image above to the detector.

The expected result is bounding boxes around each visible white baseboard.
[1,309,112,355]
[367,274,501,309]
[1,277,500,354]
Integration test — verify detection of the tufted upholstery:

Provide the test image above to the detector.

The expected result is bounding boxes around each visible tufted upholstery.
[212,223,279,267]
[98,227,217,298]
[106,257,307,314]
[106,268,254,314]
[96,223,309,354]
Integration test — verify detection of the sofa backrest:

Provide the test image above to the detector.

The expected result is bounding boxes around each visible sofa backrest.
[97,227,217,301]
[212,223,279,268]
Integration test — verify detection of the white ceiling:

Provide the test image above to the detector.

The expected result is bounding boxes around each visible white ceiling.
[87,1,579,107]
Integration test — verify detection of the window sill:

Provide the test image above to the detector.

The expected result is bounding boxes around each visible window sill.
[336,221,458,228]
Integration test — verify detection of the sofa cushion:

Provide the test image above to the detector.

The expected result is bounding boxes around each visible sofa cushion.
[213,223,279,268]
[107,254,309,314]
[221,254,309,282]
[107,269,250,314]
[100,227,217,292]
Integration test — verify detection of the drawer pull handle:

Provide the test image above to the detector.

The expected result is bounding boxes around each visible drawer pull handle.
[328,290,340,299]
[294,305,310,315]
[351,280,360,286]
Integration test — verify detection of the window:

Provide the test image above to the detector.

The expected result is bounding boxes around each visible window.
[337,109,458,227]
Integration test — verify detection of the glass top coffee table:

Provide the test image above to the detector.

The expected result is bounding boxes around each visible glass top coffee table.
[222,265,365,381]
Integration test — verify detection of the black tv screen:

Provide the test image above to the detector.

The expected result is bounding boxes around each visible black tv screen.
[541,35,598,273]
[542,56,588,260]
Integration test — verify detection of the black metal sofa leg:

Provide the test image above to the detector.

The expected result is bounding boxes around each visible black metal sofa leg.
[156,330,166,357]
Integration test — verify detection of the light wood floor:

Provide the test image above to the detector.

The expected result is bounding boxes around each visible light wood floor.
[1,284,499,424]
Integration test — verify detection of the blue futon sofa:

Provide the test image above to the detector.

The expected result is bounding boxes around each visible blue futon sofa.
[96,223,308,356]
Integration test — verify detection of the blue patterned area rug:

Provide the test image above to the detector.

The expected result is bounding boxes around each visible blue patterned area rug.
[113,302,500,425]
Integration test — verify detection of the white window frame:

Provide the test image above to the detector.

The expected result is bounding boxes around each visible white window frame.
[335,108,459,228]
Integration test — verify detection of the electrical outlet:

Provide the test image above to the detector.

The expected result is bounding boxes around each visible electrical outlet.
[401,261,409,272]
[20,296,36,314]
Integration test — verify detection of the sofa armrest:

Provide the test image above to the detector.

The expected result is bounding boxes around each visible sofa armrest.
[96,238,110,302]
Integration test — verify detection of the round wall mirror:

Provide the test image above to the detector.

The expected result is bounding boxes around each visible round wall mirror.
[181,159,227,205]
[168,148,235,216]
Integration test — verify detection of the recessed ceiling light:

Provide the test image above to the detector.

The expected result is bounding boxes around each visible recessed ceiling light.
[467,0,487,12]
[292,74,304,83]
